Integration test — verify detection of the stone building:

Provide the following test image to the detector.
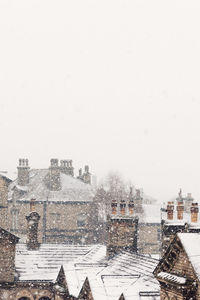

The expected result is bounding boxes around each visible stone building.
[99,187,161,255]
[161,190,200,255]
[154,232,200,300]
[0,200,160,300]
[0,173,12,230]
[1,158,97,244]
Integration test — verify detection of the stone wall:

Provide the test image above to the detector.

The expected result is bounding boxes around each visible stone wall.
[7,200,97,244]
[0,239,16,282]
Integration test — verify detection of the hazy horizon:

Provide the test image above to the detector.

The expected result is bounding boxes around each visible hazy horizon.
[0,0,200,203]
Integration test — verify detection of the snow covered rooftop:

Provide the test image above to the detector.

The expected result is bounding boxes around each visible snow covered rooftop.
[15,242,159,300]
[178,233,200,281]
[15,243,102,281]
[63,250,160,300]
[9,169,94,202]
[157,271,186,284]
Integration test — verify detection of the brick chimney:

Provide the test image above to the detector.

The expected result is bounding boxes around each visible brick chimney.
[167,201,174,220]
[191,202,199,223]
[107,211,139,258]
[49,158,61,191]
[17,158,30,186]
[82,165,91,184]
[26,199,40,250]
[60,159,74,176]
[128,187,134,216]
[177,201,184,220]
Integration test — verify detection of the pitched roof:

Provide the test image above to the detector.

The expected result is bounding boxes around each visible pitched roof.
[63,250,160,300]
[0,227,19,243]
[9,169,94,203]
[15,243,101,281]
[15,240,159,299]
[178,232,200,281]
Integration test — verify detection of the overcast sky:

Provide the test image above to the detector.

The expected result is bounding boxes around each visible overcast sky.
[0,0,200,202]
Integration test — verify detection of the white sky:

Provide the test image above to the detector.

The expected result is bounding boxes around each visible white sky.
[0,0,200,202]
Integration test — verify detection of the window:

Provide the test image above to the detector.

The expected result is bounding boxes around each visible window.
[11,209,19,230]
[77,214,87,227]
[39,297,51,300]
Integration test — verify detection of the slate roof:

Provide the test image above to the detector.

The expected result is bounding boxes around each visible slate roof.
[15,242,160,300]
[63,249,160,300]
[8,169,94,203]
[15,243,101,281]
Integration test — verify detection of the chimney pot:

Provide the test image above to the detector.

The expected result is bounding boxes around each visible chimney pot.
[50,158,58,167]
[17,158,30,186]
[120,200,126,216]
[167,201,174,220]
[111,200,118,215]
[176,201,184,220]
[191,202,199,223]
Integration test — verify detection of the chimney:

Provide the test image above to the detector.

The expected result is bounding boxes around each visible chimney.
[111,200,117,215]
[191,202,199,223]
[60,159,74,176]
[177,200,184,220]
[82,165,91,184]
[49,158,61,191]
[17,158,30,186]
[26,202,40,250]
[167,201,174,220]
[120,199,126,216]
[128,187,134,216]
[107,214,139,258]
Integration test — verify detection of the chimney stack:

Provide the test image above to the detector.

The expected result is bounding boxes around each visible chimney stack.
[26,206,40,250]
[49,158,61,191]
[17,158,30,186]
[60,159,74,176]
[191,202,199,223]
[82,165,91,184]
[167,201,174,220]
[177,200,184,220]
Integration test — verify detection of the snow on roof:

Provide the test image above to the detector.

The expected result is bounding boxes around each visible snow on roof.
[157,271,186,284]
[9,169,94,203]
[15,243,101,281]
[63,250,160,300]
[178,233,200,281]
[15,239,159,300]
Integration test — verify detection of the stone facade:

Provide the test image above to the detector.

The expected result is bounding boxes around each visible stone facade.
[0,174,12,230]
[154,233,199,300]
[4,158,97,244]
[161,192,200,256]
